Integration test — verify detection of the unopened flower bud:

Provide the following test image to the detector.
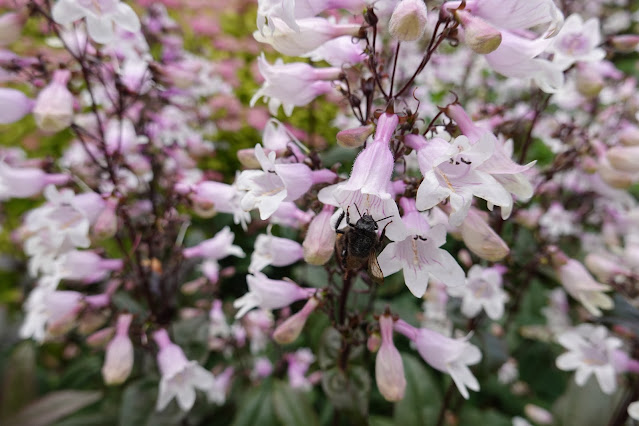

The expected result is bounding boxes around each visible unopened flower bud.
[273,296,319,344]
[336,124,375,148]
[575,65,604,97]
[610,35,639,53]
[92,198,118,240]
[584,253,630,283]
[524,404,553,425]
[303,205,336,265]
[102,314,134,385]
[375,314,406,402]
[86,327,115,348]
[598,162,635,189]
[388,0,428,42]
[33,69,74,132]
[619,124,639,146]
[367,332,381,353]
[606,146,639,173]
[460,208,509,261]
[0,12,26,46]
[456,9,502,54]
[237,148,262,169]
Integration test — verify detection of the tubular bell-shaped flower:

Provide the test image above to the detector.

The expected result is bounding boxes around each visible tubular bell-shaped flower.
[395,320,481,399]
[250,231,304,273]
[251,54,342,116]
[253,17,361,57]
[377,198,465,297]
[233,272,314,319]
[273,296,320,344]
[0,160,68,200]
[182,226,245,261]
[33,69,74,133]
[256,0,365,34]
[154,329,218,412]
[319,113,406,240]
[547,14,605,71]
[447,264,508,320]
[0,88,33,124]
[102,313,134,385]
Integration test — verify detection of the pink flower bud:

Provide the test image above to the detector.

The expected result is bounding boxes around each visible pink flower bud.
[619,123,639,146]
[388,0,428,42]
[33,69,74,132]
[273,296,319,344]
[610,35,639,53]
[375,315,406,402]
[584,253,630,283]
[102,314,134,385]
[303,205,336,265]
[0,88,33,124]
[336,124,375,148]
[606,146,639,173]
[524,404,553,425]
[367,332,381,353]
[575,64,604,97]
[456,9,502,54]
[0,12,26,45]
[598,161,635,189]
[460,208,509,261]
[86,327,115,348]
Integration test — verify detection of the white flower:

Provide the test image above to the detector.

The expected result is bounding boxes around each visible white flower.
[628,401,639,421]
[52,0,141,44]
[409,134,512,227]
[237,145,313,220]
[154,330,219,412]
[556,324,621,394]
[548,14,605,71]
[249,232,303,273]
[233,272,313,319]
[20,287,83,342]
[447,265,508,320]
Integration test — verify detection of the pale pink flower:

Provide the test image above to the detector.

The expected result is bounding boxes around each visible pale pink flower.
[249,232,303,273]
[0,161,68,200]
[102,314,134,385]
[375,314,406,402]
[0,88,33,124]
[33,70,74,132]
[548,14,605,71]
[447,264,508,320]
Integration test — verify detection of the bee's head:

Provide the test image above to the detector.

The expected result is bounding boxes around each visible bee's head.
[356,213,378,232]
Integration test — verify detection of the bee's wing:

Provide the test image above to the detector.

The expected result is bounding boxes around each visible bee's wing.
[368,252,384,285]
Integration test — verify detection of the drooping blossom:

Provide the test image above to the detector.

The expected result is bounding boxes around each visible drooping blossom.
[182,226,245,261]
[253,17,361,57]
[0,88,33,124]
[0,161,68,200]
[52,0,141,44]
[256,0,364,34]
[32,69,74,132]
[395,320,481,399]
[154,329,220,412]
[273,296,320,344]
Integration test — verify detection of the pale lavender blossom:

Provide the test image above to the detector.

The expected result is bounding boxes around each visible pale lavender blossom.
[447,264,508,320]
[548,14,605,70]
[249,232,304,273]
[375,314,406,402]
[102,314,134,385]
[233,272,314,318]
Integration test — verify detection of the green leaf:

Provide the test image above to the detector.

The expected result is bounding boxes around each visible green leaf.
[4,390,101,426]
[458,406,511,426]
[553,375,623,426]
[321,366,370,423]
[272,381,319,426]
[231,382,277,426]
[119,378,187,426]
[394,354,442,426]
[0,341,37,418]
[369,416,395,426]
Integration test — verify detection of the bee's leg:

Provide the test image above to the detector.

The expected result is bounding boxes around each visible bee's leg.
[377,221,392,248]
[335,210,345,232]
[346,205,356,227]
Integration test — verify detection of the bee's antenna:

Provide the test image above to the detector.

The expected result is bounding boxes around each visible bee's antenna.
[376,214,394,222]
[354,203,362,217]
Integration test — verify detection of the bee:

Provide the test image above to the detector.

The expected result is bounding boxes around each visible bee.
[335,205,392,284]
